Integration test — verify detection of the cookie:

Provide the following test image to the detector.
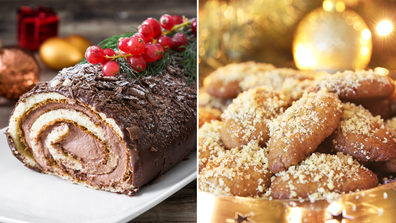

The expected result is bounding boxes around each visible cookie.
[198,120,227,173]
[271,153,378,199]
[204,62,275,99]
[267,89,342,173]
[220,87,289,149]
[199,141,272,197]
[327,102,396,162]
[199,107,222,128]
[310,70,394,102]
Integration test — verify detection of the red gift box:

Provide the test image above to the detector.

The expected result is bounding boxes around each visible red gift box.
[17,6,59,51]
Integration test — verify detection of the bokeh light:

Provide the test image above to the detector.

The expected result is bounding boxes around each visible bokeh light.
[335,1,345,12]
[377,20,393,36]
[374,67,389,76]
[362,29,371,40]
[323,0,333,12]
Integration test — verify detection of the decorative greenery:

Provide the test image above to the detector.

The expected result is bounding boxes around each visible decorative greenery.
[180,36,197,85]
[80,21,196,84]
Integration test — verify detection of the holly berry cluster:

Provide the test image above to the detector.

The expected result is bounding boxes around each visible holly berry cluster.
[84,14,197,76]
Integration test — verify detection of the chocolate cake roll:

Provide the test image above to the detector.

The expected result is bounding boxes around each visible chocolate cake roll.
[6,63,196,196]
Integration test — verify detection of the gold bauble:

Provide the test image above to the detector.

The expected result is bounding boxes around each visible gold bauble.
[293,2,372,72]
[0,46,40,99]
[199,0,321,81]
[64,35,92,55]
[39,37,85,70]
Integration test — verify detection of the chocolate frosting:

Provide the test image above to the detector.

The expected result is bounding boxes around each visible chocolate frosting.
[8,62,197,194]
[127,126,141,140]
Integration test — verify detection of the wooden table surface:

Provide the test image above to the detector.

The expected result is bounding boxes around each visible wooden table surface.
[0,0,197,222]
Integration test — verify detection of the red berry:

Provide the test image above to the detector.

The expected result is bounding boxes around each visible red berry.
[127,55,146,72]
[85,45,105,64]
[142,43,160,62]
[145,38,154,43]
[102,48,116,64]
[138,24,154,40]
[155,43,164,59]
[132,33,147,43]
[118,37,130,52]
[127,36,145,55]
[102,61,119,76]
[172,15,184,25]
[191,19,197,34]
[172,33,188,52]
[157,35,172,51]
[143,18,162,39]
[160,14,174,30]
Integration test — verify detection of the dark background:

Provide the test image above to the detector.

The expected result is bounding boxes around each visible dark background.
[0,0,197,222]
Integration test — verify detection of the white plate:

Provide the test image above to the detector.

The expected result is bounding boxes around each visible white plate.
[0,127,197,223]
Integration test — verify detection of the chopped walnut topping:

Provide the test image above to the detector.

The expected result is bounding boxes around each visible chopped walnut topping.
[239,68,314,92]
[207,61,275,86]
[199,90,232,111]
[199,140,272,197]
[221,86,289,147]
[317,70,392,96]
[272,153,374,200]
[268,89,342,141]
[386,117,396,138]
[198,121,227,172]
[338,102,384,136]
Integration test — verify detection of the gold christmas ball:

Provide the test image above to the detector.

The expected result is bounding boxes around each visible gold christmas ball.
[0,46,40,99]
[39,37,84,70]
[64,35,91,55]
[293,2,372,72]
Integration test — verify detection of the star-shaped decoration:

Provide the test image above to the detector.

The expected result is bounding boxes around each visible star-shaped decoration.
[326,209,354,222]
[226,212,254,223]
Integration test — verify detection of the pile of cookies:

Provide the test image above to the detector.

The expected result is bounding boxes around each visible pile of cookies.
[199,62,396,201]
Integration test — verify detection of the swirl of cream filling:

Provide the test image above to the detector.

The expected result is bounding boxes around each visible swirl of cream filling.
[8,93,135,194]
[29,109,119,176]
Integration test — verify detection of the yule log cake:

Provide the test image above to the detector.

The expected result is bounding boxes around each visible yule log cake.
[6,15,197,196]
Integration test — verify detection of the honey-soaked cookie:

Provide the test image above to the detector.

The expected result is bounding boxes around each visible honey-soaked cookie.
[370,159,396,173]
[220,87,289,149]
[198,120,227,173]
[311,70,395,102]
[239,68,318,103]
[386,117,396,137]
[239,68,315,93]
[359,98,392,120]
[389,86,396,116]
[327,102,396,162]
[199,89,232,112]
[267,89,342,173]
[314,141,337,155]
[199,141,272,197]
[199,107,222,128]
[204,62,275,99]
[279,78,316,102]
[369,118,396,172]
[271,153,378,199]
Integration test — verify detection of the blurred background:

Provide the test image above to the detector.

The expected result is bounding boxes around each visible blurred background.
[0,0,196,125]
[0,0,196,222]
[199,0,396,85]
[1,0,196,48]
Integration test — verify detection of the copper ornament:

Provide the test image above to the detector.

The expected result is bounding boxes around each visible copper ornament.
[0,46,40,99]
